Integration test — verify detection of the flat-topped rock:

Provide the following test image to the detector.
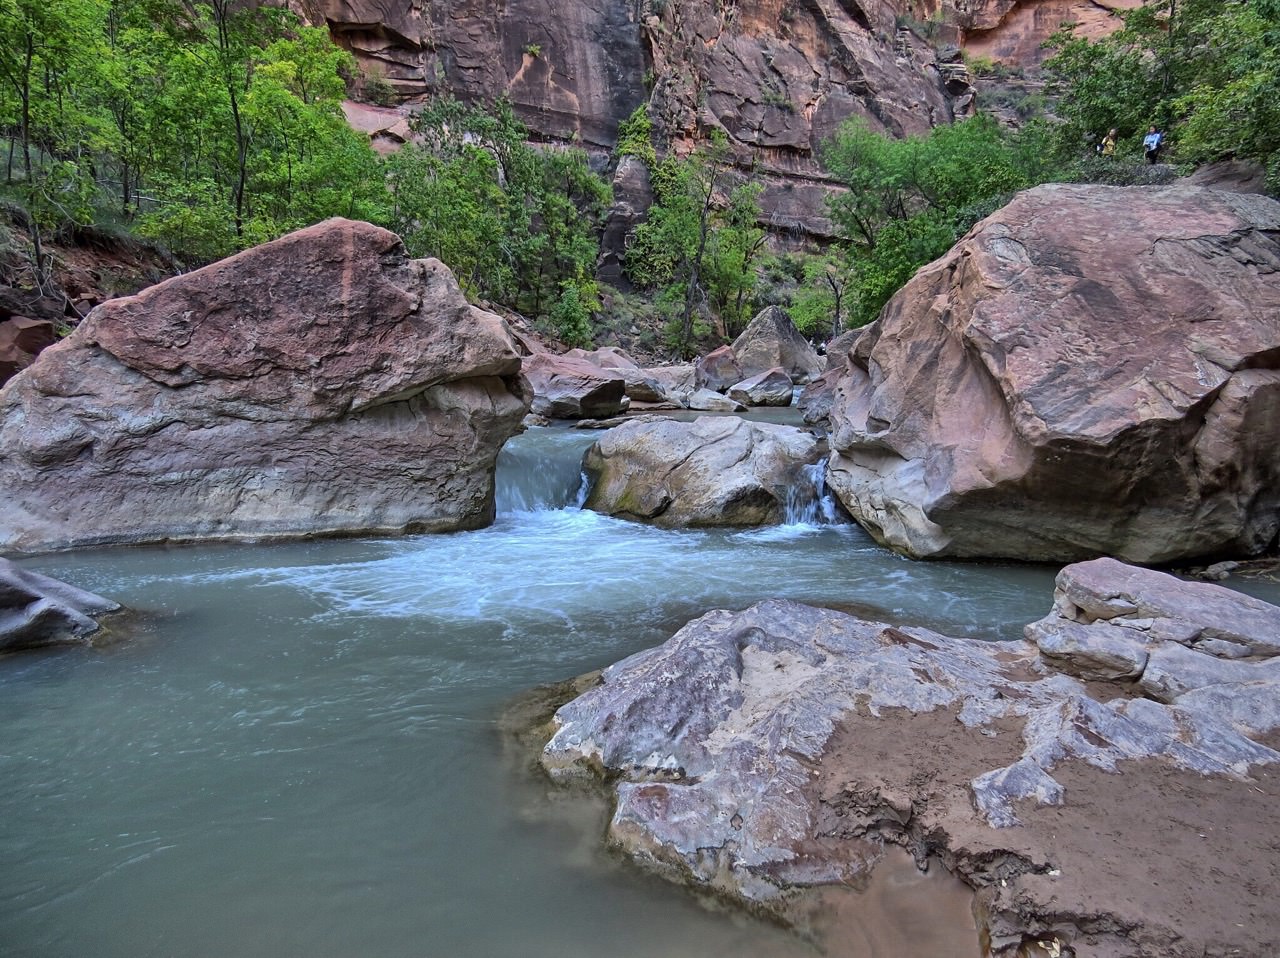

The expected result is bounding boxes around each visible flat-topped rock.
[541,562,1280,957]
[727,367,793,407]
[0,219,530,552]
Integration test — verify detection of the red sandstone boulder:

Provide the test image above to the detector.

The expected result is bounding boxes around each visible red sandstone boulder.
[523,352,628,419]
[694,345,742,393]
[0,219,531,552]
[825,185,1280,563]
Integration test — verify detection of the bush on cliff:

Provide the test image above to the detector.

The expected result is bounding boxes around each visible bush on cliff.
[388,97,612,326]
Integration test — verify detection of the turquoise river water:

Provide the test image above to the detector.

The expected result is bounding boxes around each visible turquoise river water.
[4,423,1275,958]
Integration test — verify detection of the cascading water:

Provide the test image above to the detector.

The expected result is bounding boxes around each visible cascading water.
[7,422,1273,958]
[782,459,843,526]
[494,427,594,513]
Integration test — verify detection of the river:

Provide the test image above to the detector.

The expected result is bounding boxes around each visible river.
[3,424,1274,957]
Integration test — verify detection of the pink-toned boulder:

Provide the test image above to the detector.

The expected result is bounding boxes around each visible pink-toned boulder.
[798,328,866,425]
[566,346,671,403]
[0,219,531,552]
[523,352,628,419]
[694,345,742,393]
[826,185,1280,563]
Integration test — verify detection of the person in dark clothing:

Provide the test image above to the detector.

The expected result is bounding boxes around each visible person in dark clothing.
[1143,126,1163,164]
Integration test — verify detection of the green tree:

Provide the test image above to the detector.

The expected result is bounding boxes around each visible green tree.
[823,114,1036,325]
[1043,0,1280,179]
[391,97,611,314]
[788,253,853,340]
[625,134,764,355]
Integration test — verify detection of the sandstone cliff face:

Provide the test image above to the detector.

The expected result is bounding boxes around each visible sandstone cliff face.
[296,0,964,237]
[0,218,531,553]
[825,185,1280,564]
[955,0,1138,64]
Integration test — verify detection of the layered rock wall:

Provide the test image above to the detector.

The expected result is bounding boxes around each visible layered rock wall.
[294,0,966,239]
[956,0,1140,65]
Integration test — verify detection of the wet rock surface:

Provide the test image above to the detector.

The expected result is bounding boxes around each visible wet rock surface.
[0,219,531,552]
[541,561,1280,957]
[826,185,1280,563]
[0,558,120,653]
[583,415,825,527]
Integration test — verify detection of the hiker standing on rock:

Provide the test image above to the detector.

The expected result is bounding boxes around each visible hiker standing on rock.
[1143,126,1163,164]
[1101,129,1118,157]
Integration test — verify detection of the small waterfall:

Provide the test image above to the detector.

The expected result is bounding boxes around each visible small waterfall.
[495,428,599,514]
[782,460,843,525]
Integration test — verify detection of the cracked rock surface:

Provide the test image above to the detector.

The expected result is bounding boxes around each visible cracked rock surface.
[583,416,825,528]
[541,561,1280,957]
[0,219,531,552]
[826,185,1280,563]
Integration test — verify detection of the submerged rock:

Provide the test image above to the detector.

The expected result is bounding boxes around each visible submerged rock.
[0,219,531,552]
[583,416,825,527]
[541,561,1280,957]
[0,558,120,652]
[826,185,1280,563]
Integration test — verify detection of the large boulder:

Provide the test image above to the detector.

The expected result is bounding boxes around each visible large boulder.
[565,346,669,404]
[523,352,629,419]
[1027,557,1280,684]
[541,563,1280,957]
[643,364,696,404]
[583,416,825,527]
[726,367,793,407]
[796,328,865,425]
[826,185,1280,563]
[1,558,120,653]
[0,219,531,552]
[731,305,823,385]
[684,388,744,412]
